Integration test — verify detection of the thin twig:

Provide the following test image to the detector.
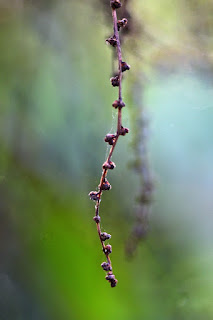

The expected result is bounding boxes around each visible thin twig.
[89,0,130,287]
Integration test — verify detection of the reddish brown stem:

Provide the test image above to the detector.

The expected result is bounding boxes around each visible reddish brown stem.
[90,1,128,287]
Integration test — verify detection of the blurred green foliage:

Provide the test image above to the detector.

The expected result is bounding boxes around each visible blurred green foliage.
[0,1,213,319]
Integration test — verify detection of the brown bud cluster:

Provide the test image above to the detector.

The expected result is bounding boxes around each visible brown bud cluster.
[105,272,115,281]
[106,272,118,287]
[117,18,128,30]
[100,179,111,191]
[100,232,111,241]
[110,0,121,9]
[93,215,101,223]
[110,278,118,287]
[102,161,116,170]
[89,191,99,201]
[120,126,129,136]
[104,244,112,254]
[121,61,130,72]
[104,134,116,145]
[112,100,125,109]
[101,262,112,271]
[110,75,119,87]
[106,35,117,47]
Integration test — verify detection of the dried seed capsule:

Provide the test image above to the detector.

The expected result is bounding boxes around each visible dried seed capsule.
[104,244,112,254]
[105,272,115,281]
[121,61,130,72]
[100,232,111,241]
[106,35,117,47]
[89,191,99,201]
[102,161,116,170]
[110,0,122,9]
[117,18,128,30]
[111,278,118,287]
[120,126,129,136]
[101,262,112,271]
[104,134,116,145]
[100,179,111,191]
[93,215,101,223]
[110,75,119,87]
[112,100,125,109]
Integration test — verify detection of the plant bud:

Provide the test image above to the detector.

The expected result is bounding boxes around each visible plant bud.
[105,272,115,281]
[104,244,112,254]
[121,61,130,72]
[104,134,116,145]
[106,35,117,47]
[110,278,118,287]
[100,232,111,241]
[120,126,129,136]
[101,262,112,271]
[102,161,116,170]
[110,75,119,87]
[93,215,101,223]
[100,179,111,191]
[117,18,128,30]
[110,0,122,9]
[112,100,125,109]
[89,191,99,201]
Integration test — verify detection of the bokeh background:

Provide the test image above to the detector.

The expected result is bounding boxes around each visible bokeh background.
[0,0,213,319]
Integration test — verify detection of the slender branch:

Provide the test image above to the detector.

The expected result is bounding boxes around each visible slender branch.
[89,0,130,287]
[112,9,122,104]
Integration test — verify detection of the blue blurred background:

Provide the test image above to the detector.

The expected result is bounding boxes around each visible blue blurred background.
[0,0,213,319]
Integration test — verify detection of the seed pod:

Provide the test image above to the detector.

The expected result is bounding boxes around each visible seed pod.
[104,134,116,145]
[110,0,122,9]
[102,161,116,170]
[100,179,111,191]
[106,35,117,47]
[89,191,99,201]
[104,244,112,254]
[110,75,119,87]
[100,232,111,241]
[93,215,101,223]
[117,18,128,30]
[120,126,129,136]
[101,262,112,271]
[121,61,130,72]
[112,100,125,109]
